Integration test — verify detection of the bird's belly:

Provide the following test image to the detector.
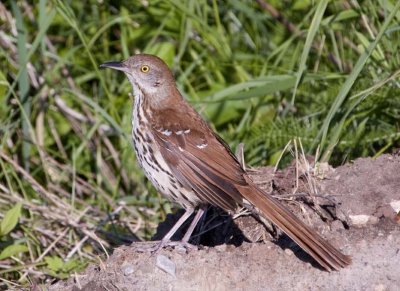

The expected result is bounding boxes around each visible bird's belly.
[131,128,200,209]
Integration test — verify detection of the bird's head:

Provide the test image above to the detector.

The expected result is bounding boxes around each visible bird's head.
[100,54,177,99]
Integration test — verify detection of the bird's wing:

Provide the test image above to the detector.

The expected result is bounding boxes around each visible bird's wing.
[151,107,245,211]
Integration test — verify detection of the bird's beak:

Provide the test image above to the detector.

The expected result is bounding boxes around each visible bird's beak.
[100,61,129,73]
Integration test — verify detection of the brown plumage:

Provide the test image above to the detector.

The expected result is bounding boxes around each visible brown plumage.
[100,54,351,271]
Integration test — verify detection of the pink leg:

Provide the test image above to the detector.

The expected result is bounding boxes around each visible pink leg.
[182,208,205,243]
[159,208,195,244]
[136,208,204,253]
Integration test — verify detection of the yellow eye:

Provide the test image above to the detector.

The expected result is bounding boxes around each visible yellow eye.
[140,65,150,73]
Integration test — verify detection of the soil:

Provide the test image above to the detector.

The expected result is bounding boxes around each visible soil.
[48,154,400,291]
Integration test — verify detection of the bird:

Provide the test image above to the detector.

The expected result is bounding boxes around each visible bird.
[100,54,351,271]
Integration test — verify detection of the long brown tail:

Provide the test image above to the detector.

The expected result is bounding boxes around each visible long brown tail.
[237,176,351,271]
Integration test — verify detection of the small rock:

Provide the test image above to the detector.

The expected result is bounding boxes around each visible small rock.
[122,264,134,276]
[284,248,294,256]
[349,214,379,227]
[373,283,387,291]
[349,214,369,225]
[175,245,187,254]
[215,244,227,252]
[156,254,176,277]
[368,216,379,224]
[390,200,400,213]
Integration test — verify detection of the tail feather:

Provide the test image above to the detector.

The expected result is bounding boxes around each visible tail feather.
[237,178,351,271]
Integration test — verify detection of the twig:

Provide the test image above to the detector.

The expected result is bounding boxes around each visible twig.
[255,0,361,70]
[255,0,299,34]
[18,227,70,282]
[67,236,89,260]
[0,150,68,209]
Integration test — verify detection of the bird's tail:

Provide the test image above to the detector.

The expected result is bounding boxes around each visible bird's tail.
[236,176,351,271]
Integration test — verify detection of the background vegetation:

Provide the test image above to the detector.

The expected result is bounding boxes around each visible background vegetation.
[0,0,399,287]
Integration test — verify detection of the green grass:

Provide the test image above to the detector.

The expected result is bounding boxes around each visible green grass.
[0,0,399,287]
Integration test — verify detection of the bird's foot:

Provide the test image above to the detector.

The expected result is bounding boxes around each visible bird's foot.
[133,240,198,254]
[164,240,198,253]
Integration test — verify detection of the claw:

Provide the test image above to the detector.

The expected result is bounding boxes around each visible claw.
[133,240,198,254]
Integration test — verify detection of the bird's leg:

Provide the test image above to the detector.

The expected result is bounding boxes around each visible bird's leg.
[157,207,206,251]
[181,207,205,243]
[136,208,197,253]
[159,207,195,245]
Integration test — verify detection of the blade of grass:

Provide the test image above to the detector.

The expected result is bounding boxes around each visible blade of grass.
[200,73,342,103]
[11,2,30,171]
[291,0,328,105]
[315,0,400,162]
[63,89,126,139]
[321,69,400,161]
[54,0,115,114]
[4,6,56,103]
[88,15,133,50]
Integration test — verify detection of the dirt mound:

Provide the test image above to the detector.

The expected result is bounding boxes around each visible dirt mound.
[49,154,400,291]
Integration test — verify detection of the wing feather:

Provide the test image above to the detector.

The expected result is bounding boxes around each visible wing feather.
[152,112,244,210]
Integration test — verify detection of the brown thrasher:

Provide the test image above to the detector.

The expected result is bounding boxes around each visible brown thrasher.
[100,54,351,271]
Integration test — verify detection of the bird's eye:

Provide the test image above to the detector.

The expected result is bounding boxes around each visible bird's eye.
[140,65,150,73]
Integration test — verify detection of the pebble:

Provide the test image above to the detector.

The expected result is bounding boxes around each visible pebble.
[390,200,400,213]
[215,244,227,252]
[156,254,176,277]
[284,248,294,256]
[349,214,379,226]
[373,283,387,291]
[175,245,187,254]
[122,264,135,276]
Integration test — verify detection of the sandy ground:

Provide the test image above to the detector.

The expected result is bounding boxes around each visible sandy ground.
[48,154,400,291]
